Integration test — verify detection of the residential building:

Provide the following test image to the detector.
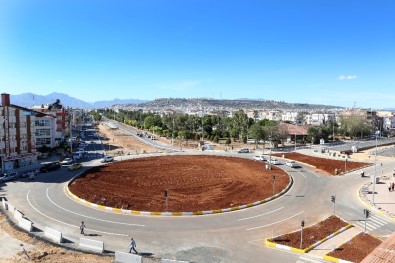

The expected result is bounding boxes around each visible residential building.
[0,93,39,172]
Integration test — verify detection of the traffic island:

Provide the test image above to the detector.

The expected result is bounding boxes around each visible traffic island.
[325,232,382,263]
[265,215,351,253]
[68,155,292,214]
[274,152,370,175]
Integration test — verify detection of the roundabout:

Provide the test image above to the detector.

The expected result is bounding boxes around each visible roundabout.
[68,155,290,213]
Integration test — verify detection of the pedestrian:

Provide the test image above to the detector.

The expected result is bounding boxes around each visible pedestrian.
[392,182,395,191]
[80,221,85,235]
[129,238,138,254]
[389,183,392,192]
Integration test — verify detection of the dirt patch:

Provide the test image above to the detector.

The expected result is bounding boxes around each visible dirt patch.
[98,123,159,155]
[0,213,112,263]
[327,232,382,262]
[274,152,370,175]
[69,155,290,212]
[269,215,349,249]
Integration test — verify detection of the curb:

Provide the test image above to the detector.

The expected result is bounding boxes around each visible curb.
[323,255,353,263]
[66,166,294,216]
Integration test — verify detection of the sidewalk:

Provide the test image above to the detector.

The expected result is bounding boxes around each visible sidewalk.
[361,176,395,217]
[307,227,361,257]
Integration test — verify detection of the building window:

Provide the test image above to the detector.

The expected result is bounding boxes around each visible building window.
[35,129,51,136]
[35,119,51,127]
[36,137,51,146]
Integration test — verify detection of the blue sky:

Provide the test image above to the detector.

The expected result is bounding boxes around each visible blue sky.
[1,1,394,108]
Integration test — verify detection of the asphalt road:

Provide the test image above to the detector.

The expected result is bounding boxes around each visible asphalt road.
[2,125,395,263]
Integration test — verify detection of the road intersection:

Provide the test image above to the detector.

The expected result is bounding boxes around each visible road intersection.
[1,122,395,263]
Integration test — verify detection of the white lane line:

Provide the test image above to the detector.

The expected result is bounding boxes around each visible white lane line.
[371,215,390,224]
[246,211,304,231]
[47,188,144,227]
[238,207,284,221]
[355,222,374,231]
[26,190,129,236]
[299,256,326,263]
[368,219,385,227]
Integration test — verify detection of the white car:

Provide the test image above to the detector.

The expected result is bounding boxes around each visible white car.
[253,155,266,161]
[269,159,281,165]
[60,158,73,165]
[285,160,300,168]
[100,155,114,163]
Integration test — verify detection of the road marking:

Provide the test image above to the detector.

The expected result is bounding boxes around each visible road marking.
[238,207,283,221]
[46,188,144,227]
[246,211,304,231]
[26,190,129,236]
[298,256,326,263]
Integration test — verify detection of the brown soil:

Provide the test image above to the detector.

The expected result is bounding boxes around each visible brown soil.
[69,155,289,212]
[269,215,348,249]
[98,123,159,155]
[274,152,370,175]
[327,232,382,263]
[0,214,112,263]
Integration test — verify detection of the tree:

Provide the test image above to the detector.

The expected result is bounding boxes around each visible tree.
[339,116,374,139]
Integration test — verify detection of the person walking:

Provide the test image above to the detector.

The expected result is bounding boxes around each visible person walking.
[129,238,138,254]
[392,182,395,192]
[389,183,392,192]
[80,221,86,235]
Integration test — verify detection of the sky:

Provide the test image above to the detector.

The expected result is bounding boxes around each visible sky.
[1,1,395,108]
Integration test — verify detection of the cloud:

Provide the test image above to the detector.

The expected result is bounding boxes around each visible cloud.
[159,80,201,91]
[338,75,357,80]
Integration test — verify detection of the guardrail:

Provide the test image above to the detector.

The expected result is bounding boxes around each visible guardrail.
[45,226,63,243]
[79,237,104,253]
[114,251,142,263]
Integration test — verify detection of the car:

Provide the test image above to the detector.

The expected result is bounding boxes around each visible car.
[100,155,114,163]
[72,152,82,160]
[285,160,300,168]
[253,155,266,161]
[238,148,249,153]
[60,158,73,165]
[90,140,95,143]
[68,163,83,171]
[269,159,281,165]
[0,172,17,182]
[39,162,61,173]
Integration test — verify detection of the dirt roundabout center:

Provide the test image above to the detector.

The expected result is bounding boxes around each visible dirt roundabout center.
[69,155,291,213]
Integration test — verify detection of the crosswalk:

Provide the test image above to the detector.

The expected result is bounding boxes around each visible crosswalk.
[297,256,326,263]
[354,214,391,232]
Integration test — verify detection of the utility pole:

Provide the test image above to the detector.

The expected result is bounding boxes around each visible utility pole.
[373,133,378,204]
[268,134,272,170]
[272,175,276,196]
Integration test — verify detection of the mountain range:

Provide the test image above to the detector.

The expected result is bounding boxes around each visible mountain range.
[9,92,146,109]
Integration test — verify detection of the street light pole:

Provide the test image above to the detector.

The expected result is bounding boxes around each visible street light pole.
[268,134,272,170]
[273,175,276,196]
[300,219,305,249]
[372,133,377,204]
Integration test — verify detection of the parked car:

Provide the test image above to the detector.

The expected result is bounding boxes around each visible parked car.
[39,162,61,173]
[269,159,281,165]
[68,163,83,171]
[0,172,17,182]
[238,148,250,153]
[285,160,300,168]
[100,155,114,163]
[60,158,73,165]
[253,155,266,161]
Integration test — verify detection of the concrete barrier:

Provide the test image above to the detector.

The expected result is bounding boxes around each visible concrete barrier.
[44,227,63,243]
[7,203,15,213]
[162,259,189,263]
[18,217,33,232]
[1,198,6,209]
[14,210,23,222]
[114,251,142,263]
[79,238,104,253]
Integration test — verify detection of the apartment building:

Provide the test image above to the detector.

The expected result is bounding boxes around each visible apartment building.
[0,93,39,172]
[32,99,69,146]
